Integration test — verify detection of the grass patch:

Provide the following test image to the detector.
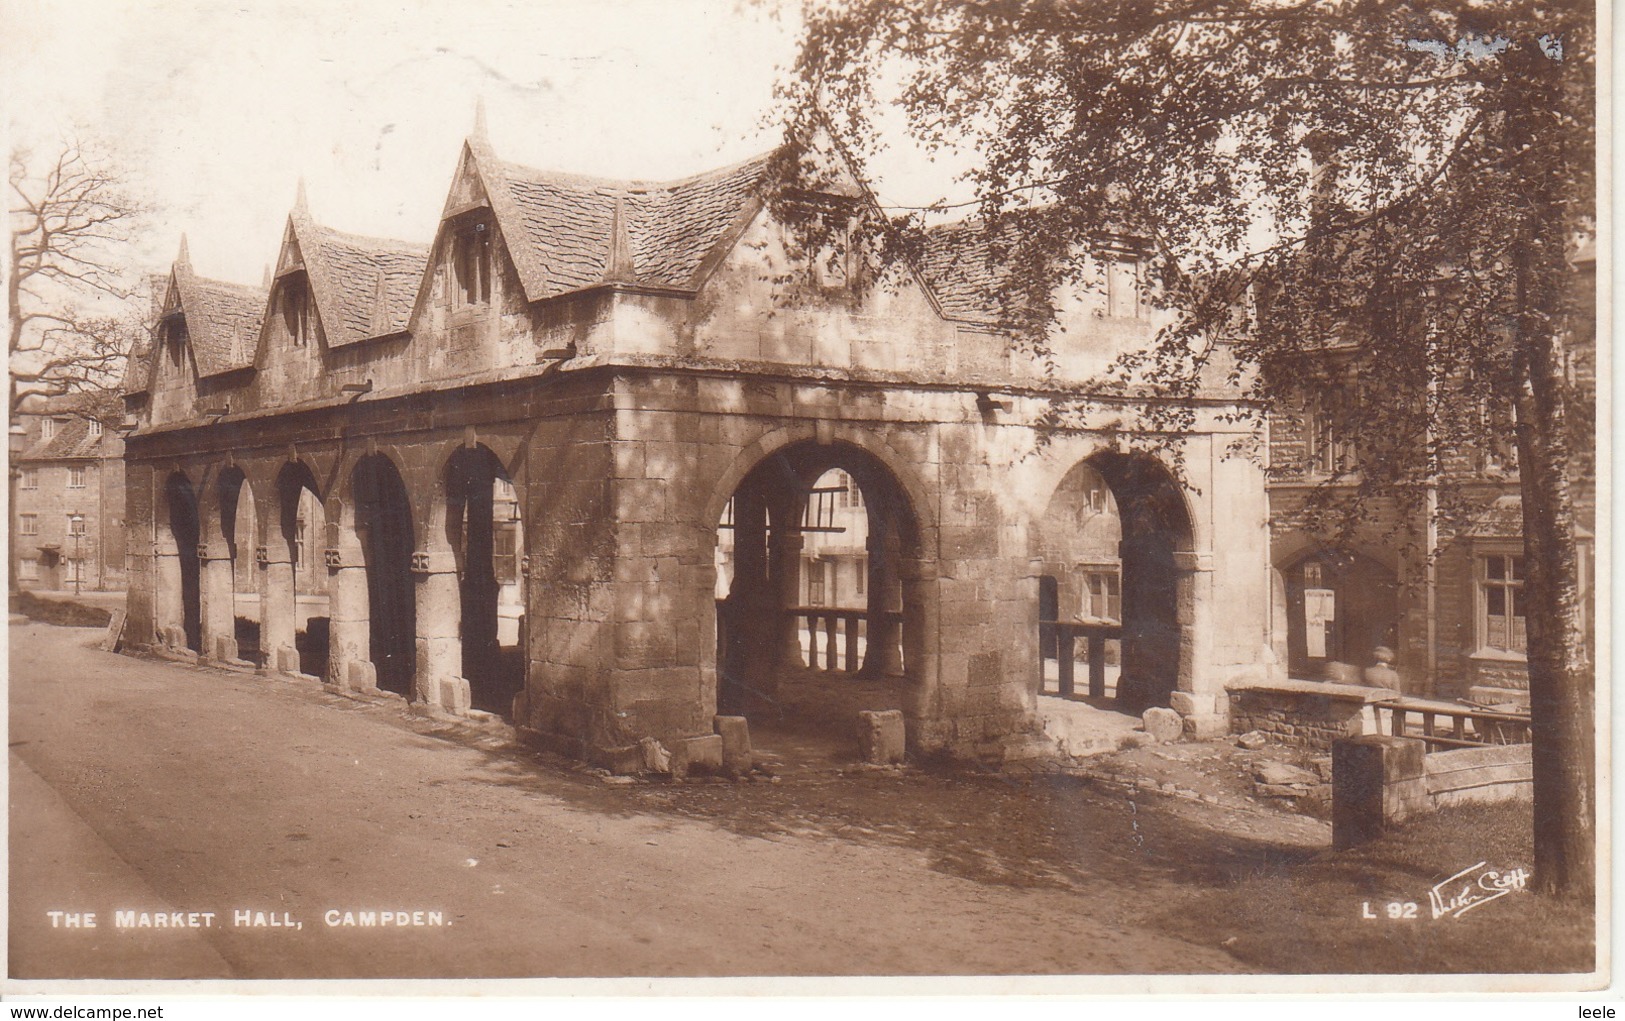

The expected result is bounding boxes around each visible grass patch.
[1156,801,1594,973]
[11,591,112,628]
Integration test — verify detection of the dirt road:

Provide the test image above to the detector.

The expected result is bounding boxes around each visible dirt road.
[9,621,1295,980]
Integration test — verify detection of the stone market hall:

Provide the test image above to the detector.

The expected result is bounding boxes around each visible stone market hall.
[119,122,1274,767]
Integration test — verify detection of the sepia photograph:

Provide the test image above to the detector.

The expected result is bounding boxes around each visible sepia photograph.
[3,0,1607,1001]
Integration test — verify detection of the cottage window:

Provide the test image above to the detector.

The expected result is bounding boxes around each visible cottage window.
[1476,553,1526,655]
[1079,567,1122,623]
[41,418,55,441]
[1106,256,1147,319]
[1308,391,1358,475]
[281,275,313,347]
[20,468,37,490]
[68,466,87,489]
[65,558,84,584]
[452,222,493,308]
[88,419,103,438]
[19,514,38,536]
[19,558,38,581]
[67,514,87,537]
[165,317,187,368]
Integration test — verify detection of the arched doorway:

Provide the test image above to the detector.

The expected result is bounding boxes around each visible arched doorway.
[1039,450,1195,713]
[164,472,202,653]
[216,467,259,664]
[1282,546,1398,679]
[714,442,918,729]
[445,445,526,713]
[352,454,416,698]
[275,462,329,677]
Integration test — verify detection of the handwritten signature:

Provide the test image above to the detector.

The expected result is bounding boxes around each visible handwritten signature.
[1427,861,1530,920]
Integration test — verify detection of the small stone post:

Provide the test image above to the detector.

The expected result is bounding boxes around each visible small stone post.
[1332,734,1428,849]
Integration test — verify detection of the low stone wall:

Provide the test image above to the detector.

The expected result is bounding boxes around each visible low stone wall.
[1425,744,1533,809]
[1227,677,1397,750]
[774,669,908,725]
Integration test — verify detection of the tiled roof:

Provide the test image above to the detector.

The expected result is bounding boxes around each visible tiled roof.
[917,221,1011,324]
[16,398,121,461]
[484,149,771,302]
[175,270,267,379]
[122,341,152,394]
[300,221,429,348]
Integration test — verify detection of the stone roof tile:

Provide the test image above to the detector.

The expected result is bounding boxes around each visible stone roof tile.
[488,151,772,301]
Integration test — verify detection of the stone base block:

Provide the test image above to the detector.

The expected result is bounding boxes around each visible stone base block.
[672,734,724,777]
[596,744,645,776]
[1142,706,1183,744]
[1332,735,1428,850]
[714,715,751,774]
[439,677,472,714]
[345,659,379,694]
[857,709,906,764]
[274,645,299,674]
[158,645,199,665]
[1186,713,1230,740]
[212,635,239,662]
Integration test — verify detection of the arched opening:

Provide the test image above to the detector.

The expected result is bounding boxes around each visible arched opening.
[1037,450,1195,713]
[216,467,260,665]
[714,442,917,742]
[352,454,416,698]
[1281,546,1398,680]
[275,462,329,677]
[445,445,526,714]
[164,472,202,653]
[1035,462,1124,701]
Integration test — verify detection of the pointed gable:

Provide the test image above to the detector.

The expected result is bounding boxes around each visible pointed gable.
[451,138,773,304]
[272,185,429,352]
[161,262,267,380]
[296,221,429,347]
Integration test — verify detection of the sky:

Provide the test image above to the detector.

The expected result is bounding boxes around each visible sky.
[4,0,953,288]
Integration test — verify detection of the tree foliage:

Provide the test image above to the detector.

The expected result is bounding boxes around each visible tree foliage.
[779,0,1596,899]
[9,141,148,415]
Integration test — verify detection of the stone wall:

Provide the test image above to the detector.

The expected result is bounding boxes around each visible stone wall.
[1228,677,1393,750]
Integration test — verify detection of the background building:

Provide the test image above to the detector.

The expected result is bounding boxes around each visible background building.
[13,393,128,593]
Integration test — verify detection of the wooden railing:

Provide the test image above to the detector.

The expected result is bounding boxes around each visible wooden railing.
[787,605,882,673]
[1045,619,1123,699]
[1375,696,1532,749]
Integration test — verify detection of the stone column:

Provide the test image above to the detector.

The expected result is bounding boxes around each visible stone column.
[864,527,905,677]
[771,527,805,667]
[1170,550,1225,738]
[413,546,468,712]
[325,541,374,691]
[198,539,237,662]
[257,545,298,674]
[153,535,185,648]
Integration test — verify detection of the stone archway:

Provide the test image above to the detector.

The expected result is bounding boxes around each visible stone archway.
[1281,545,1399,680]
[1036,449,1197,713]
[162,472,203,654]
[444,444,525,713]
[713,440,920,727]
[352,453,416,698]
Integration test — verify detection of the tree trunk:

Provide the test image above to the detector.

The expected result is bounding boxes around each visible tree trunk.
[1512,254,1595,903]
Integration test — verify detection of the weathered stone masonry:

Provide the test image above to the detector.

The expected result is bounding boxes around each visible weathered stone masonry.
[122,128,1274,765]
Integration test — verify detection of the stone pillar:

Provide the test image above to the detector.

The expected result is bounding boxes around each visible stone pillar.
[412,546,468,711]
[864,528,905,677]
[325,542,373,690]
[153,535,184,648]
[198,539,237,661]
[1332,735,1428,849]
[771,527,805,667]
[1171,550,1226,738]
[258,545,297,673]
